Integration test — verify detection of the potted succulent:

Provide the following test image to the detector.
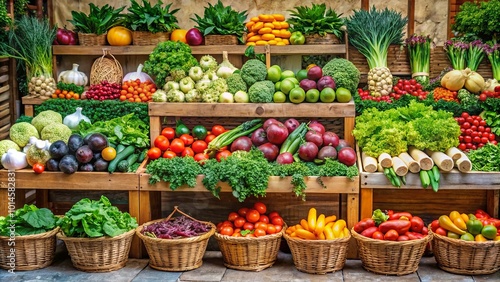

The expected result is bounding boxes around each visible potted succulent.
[287,3,345,44]
[125,0,180,46]
[191,0,248,45]
[68,3,125,46]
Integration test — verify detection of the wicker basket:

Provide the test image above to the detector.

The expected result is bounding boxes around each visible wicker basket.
[57,228,134,272]
[136,206,215,271]
[0,227,59,271]
[90,49,123,85]
[429,228,500,275]
[132,31,170,46]
[214,227,284,271]
[305,33,341,45]
[283,231,350,274]
[351,228,432,275]
[205,35,239,45]
[78,32,107,46]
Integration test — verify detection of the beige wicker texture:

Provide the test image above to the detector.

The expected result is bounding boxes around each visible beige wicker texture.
[0,227,59,271]
[352,228,432,276]
[214,227,284,271]
[90,49,123,85]
[57,228,134,272]
[283,231,350,274]
[429,228,500,275]
[305,33,341,45]
[132,31,170,46]
[136,206,215,271]
[78,33,107,46]
[205,35,239,45]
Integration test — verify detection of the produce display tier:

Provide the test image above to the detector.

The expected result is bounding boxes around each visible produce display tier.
[356,149,500,221]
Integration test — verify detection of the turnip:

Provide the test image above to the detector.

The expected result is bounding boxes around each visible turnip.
[251,128,267,146]
[308,120,325,135]
[284,118,300,134]
[263,118,282,130]
[258,143,279,161]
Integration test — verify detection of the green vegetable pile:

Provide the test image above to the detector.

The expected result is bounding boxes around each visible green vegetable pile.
[76,113,150,149]
[0,204,58,236]
[467,143,500,172]
[322,58,360,95]
[57,195,137,238]
[353,101,461,157]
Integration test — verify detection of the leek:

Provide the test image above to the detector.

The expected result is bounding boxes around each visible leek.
[443,39,468,70]
[405,34,432,86]
[486,44,500,81]
[466,40,487,72]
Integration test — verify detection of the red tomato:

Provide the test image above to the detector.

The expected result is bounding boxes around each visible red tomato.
[179,133,194,146]
[163,150,177,159]
[33,163,45,174]
[253,202,267,214]
[238,207,249,217]
[154,135,170,151]
[228,212,239,222]
[266,224,277,234]
[254,222,268,230]
[161,127,175,140]
[220,226,234,236]
[245,233,255,238]
[147,147,162,160]
[435,227,447,236]
[212,125,226,136]
[246,209,260,223]
[430,219,440,232]
[259,215,270,224]
[193,153,209,164]
[234,217,246,228]
[274,224,283,232]
[254,228,267,237]
[204,134,216,144]
[169,138,185,154]
[268,211,280,219]
[372,231,384,240]
[243,222,254,231]
[384,229,399,241]
[271,216,284,226]
[397,235,410,241]
[216,150,232,162]
[191,140,208,154]
[181,147,194,157]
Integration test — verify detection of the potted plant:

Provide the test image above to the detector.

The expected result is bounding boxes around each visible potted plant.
[68,3,125,46]
[287,3,345,44]
[191,0,248,45]
[125,0,180,46]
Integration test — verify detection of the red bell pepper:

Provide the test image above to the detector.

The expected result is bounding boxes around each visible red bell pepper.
[475,209,491,219]
[379,219,411,235]
[384,229,399,241]
[410,216,424,233]
[389,212,413,221]
[360,226,379,238]
[354,218,375,233]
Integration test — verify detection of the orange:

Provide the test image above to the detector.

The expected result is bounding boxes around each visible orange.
[170,29,187,43]
[101,147,117,161]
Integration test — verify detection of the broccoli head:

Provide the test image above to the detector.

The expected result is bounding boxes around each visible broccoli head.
[41,123,72,143]
[322,58,360,95]
[31,110,63,133]
[248,80,275,103]
[240,59,267,87]
[226,73,247,94]
[9,122,39,147]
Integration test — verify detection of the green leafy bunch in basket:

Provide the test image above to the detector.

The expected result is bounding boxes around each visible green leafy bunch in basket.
[125,0,180,33]
[69,3,125,35]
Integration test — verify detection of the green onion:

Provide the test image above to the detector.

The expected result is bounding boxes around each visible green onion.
[206,119,262,156]
[443,39,468,70]
[405,34,432,86]
[486,43,500,81]
[346,6,407,69]
[466,40,487,72]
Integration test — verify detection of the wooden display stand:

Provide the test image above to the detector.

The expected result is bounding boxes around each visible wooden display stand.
[139,102,359,258]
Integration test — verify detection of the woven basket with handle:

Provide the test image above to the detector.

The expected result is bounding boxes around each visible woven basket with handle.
[136,206,215,271]
[90,49,123,85]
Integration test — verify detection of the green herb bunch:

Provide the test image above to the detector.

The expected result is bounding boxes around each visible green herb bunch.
[288,3,344,37]
[69,3,125,35]
[191,0,248,40]
[0,0,11,28]
[126,0,179,33]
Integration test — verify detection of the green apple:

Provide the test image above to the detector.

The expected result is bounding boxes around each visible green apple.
[280,70,295,81]
[296,69,308,82]
[266,65,282,83]
[275,81,281,91]
[305,89,320,103]
[289,87,306,104]
[320,87,336,103]
[284,77,299,86]
[336,87,352,103]
[280,78,296,95]
[273,91,287,103]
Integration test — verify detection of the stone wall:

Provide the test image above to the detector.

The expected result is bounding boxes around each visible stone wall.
[52,0,449,45]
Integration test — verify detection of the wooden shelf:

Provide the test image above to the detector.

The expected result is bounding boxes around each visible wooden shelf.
[52,44,347,56]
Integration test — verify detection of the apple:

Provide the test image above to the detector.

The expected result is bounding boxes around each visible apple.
[317,76,336,91]
[299,79,317,92]
[307,66,323,81]
[320,87,336,103]
[305,89,320,103]
[186,28,204,46]
[289,87,306,104]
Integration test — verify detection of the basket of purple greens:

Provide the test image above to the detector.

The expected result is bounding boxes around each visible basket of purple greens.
[136,206,215,271]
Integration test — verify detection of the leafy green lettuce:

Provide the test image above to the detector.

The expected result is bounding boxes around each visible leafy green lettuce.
[0,204,57,236]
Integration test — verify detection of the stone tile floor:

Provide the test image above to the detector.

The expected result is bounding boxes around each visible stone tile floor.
[1,244,499,282]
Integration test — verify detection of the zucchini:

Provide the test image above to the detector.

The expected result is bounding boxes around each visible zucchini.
[126,153,139,166]
[116,144,126,154]
[108,145,135,173]
[116,160,129,172]
[137,148,148,163]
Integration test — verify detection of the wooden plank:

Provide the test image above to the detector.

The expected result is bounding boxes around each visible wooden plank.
[0,74,8,84]
[140,174,358,194]
[407,0,415,36]
[148,102,355,118]
[0,84,9,94]
[0,170,139,190]
[0,65,7,74]
[128,190,142,258]
[21,96,45,106]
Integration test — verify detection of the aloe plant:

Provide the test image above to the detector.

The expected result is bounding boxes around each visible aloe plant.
[68,3,125,35]
[191,0,247,40]
[288,3,344,37]
[125,0,180,33]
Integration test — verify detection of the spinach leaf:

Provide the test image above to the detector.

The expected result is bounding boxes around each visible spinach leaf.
[0,205,57,236]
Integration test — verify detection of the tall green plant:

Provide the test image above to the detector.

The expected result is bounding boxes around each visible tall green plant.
[191,0,247,40]
[453,0,500,43]
[126,0,179,33]
[288,3,344,37]
[68,3,125,35]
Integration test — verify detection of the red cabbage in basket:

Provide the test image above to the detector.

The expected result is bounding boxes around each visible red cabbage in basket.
[142,216,211,239]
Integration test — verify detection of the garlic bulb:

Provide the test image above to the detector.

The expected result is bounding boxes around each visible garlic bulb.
[1,149,28,170]
[123,64,153,83]
[58,64,88,86]
[63,107,91,130]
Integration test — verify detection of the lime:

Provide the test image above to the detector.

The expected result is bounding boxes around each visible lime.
[336,87,352,103]
[273,91,286,103]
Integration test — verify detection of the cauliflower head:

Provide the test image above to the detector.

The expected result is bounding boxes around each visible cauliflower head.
[41,123,72,143]
[248,80,275,103]
[322,58,360,95]
[31,110,63,133]
[0,140,21,159]
[166,89,185,102]
[9,122,39,147]
[226,73,247,94]
[240,59,267,86]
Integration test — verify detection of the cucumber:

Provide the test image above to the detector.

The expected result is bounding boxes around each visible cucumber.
[419,170,430,189]
[108,145,135,173]
[137,148,148,163]
[432,165,440,182]
[428,170,439,192]
[116,159,129,172]
[126,153,139,166]
[116,144,126,154]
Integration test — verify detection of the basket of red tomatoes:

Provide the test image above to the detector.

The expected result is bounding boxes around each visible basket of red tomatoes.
[351,209,432,276]
[214,202,285,271]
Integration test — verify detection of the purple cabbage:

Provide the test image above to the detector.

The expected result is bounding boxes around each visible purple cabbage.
[142,216,211,239]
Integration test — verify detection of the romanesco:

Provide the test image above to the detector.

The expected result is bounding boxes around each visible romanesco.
[240,59,267,86]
